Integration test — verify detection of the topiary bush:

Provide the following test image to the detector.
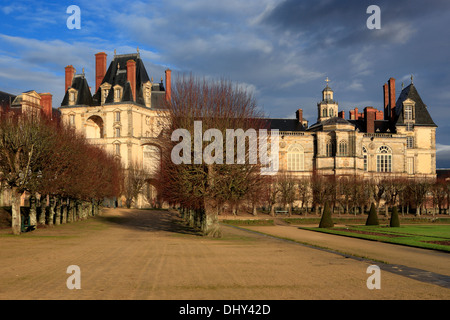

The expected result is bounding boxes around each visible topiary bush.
[390,206,400,227]
[319,202,334,228]
[366,203,379,226]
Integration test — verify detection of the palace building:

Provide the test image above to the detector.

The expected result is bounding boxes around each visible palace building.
[58,51,437,205]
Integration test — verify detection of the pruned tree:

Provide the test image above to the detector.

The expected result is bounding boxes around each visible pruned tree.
[155,74,266,237]
[123,161,152,208]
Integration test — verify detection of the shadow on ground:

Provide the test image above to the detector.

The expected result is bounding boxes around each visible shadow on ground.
[97,208,202,236]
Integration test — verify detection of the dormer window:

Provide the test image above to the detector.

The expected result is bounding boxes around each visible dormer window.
[68,88,78,106]
[113,85,123,103]
[404,105,413,121]
[100,83,111,105]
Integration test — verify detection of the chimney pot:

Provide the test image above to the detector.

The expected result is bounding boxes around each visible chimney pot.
[165,69,172,102]
[126,59,136,101]
[95,52,107,93]
[65,65,75,93]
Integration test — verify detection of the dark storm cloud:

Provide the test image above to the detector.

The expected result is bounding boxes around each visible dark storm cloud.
[261,0,450,50]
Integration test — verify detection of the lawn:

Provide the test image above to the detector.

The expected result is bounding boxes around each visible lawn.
[299,224,450,252]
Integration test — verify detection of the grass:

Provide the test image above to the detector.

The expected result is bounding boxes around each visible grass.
[299,224,450,252]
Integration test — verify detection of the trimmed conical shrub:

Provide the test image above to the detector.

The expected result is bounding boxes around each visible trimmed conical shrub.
[319,202,334,228]
[390,206,400,227]
[366,203,379,226]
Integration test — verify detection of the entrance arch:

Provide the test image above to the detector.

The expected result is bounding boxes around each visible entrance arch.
[85,115,104,139]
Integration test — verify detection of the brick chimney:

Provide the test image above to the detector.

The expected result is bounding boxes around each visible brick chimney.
[165,69,171,102]
[95,52,107,93]
[338,110,345,119]
[364,107,376,133]
[296,108,303,123]
[388,77,396,119]
[65,65,75,92]
[39,93,52,118]
[126,59,136,101]
[383,83,389,120]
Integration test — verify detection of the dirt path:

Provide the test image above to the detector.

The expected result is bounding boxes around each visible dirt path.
[0,208,449,300]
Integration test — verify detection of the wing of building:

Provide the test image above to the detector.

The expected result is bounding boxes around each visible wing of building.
[265,77,437,178]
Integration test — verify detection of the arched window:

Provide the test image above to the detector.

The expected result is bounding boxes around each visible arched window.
[287,144,304,171]
[376,146,392,172]
[322,108,327,117]
[338,140,347,156]
[362,146,368,171]
[329,108,334,117]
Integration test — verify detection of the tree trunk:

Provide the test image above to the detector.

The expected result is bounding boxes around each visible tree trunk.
[39,195,47,225]
[29,195,37,227]
[48,197,55,225]
[11,187,21,235]
[270,205,275,217]
[61,199,68,224]
[55,198,61,225]
[202,200,221,238]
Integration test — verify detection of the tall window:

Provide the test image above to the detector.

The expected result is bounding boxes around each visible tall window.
[115,111,121,122]
[329,108,334,117]
[287,144,304,171]
[326,141,333,157]
[362,146,368,171]
[115,143,120,156]
[407,136,414,149]
[407,157,414,175]
[404,105,413,120]
[115,128,121,138]
[69,114,75,125]
[322,108,327,117]
[376,146,392,172]
[338,140,348,156]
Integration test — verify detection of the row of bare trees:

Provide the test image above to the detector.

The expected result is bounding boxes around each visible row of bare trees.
[0,111,123,234]
[257,173,449,217]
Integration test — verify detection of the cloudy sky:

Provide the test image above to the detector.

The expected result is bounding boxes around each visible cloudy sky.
[1,0,450,166]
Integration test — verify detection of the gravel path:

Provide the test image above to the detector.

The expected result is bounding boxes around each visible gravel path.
[0,208,448,300]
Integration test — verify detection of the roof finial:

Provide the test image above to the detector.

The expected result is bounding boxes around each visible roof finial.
[114,49,117,56]
[401,82,404,89]
[325,77,330,86]
[82,67,85,74]
[411,74,413,84]
[137,46,139,53]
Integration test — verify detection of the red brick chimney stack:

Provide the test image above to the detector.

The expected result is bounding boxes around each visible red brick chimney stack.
[364,107,376,133]
[388,77,396,119]
[296,108,303,123]
[39,93,52,118]
[383,83,389,120]
[338,110,345,119]
[165,69,171,102]
[65,65,75,92]
[95,52,107,93]
[126,59,136,101]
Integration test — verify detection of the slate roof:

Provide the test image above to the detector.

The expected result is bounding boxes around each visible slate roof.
[61,53,167,109]
[264,118,306,131]
[307,117,354,131]
[0,90,16,110]
[61,74,94,106]
[92,53,151,106]
[394,83,436,127]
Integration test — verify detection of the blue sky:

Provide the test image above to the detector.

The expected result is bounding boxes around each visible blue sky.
[1,0,450,166]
